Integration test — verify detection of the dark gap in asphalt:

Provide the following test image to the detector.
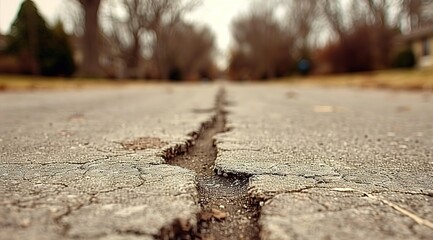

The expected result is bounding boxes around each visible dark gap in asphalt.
[166,88,260,240]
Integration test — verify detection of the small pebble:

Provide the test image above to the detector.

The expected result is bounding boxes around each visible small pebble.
[19,218,31,227]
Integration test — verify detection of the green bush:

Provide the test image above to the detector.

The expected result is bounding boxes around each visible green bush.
[392,48,416,69]
[40,21,76,76]
[5,0,76,76]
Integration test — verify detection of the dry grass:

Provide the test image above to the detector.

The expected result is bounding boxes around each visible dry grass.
[278,69,433,91]
[1,69,433,92]
[0,75,150,92]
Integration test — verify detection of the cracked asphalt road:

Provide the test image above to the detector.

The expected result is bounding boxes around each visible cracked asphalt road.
[217,85,433,239]
[1,85,218,239]
[1,83,433,239]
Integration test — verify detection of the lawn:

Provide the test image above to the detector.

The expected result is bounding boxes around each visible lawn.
[280,69,433,91]
[1,69,433,92]
[0,75,144,91]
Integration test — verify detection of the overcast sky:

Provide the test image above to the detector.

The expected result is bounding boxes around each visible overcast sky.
[186,0,251,66]
[0,0,253,67]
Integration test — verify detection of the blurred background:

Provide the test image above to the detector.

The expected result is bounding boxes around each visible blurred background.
[0,0,432,86]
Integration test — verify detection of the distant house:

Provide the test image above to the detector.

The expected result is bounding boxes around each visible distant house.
[404,26,433,69]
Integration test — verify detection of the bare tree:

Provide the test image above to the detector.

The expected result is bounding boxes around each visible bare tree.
[152,21,215,80]
[401,0,433,30]
[363,0,401,68]
[404,0,424,30]
[76,0,101,77]
[104,0,199,78]
[321,0,346,38]
[285,1,318,57]
[63,1,84,36]
[364,0,390,26]
[151,0,200,79]
[318,0,391,38]
[315,0,400,72]
[229,5,294,80]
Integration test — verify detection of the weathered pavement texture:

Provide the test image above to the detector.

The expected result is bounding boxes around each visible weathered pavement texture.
[0,85,219,239]
[217,85,433,240]
[1,83,433,239]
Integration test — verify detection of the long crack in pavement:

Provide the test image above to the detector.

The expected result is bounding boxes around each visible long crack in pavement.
[167,89,260,240]
[3,84,433,239]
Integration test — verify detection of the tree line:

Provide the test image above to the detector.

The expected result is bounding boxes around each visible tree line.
[102,0,215,80]
[1,0,432,80]
[0,0,216,80]
[228,0,433,80]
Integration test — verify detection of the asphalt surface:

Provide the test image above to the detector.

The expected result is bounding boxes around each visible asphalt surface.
[0,85,218,239]
[1,83,432,239]
[218,85,433,239]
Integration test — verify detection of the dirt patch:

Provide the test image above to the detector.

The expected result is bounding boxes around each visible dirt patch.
[286,91,297,99]
[167,89,260,240]
[67,113,86,122]
[121,137,168,151]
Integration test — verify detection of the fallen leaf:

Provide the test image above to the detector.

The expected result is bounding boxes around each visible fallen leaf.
[286,91,297,99]
[200,209,228,221]
[313,105,346,113]
[211,208,228,220]
[396,105,411,112]
[200,211,213,221]
[68,113,85,122]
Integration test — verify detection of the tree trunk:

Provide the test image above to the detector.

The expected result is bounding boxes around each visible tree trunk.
[154,29,169,79]
[78,0,101,77]
[126,35,141,78]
